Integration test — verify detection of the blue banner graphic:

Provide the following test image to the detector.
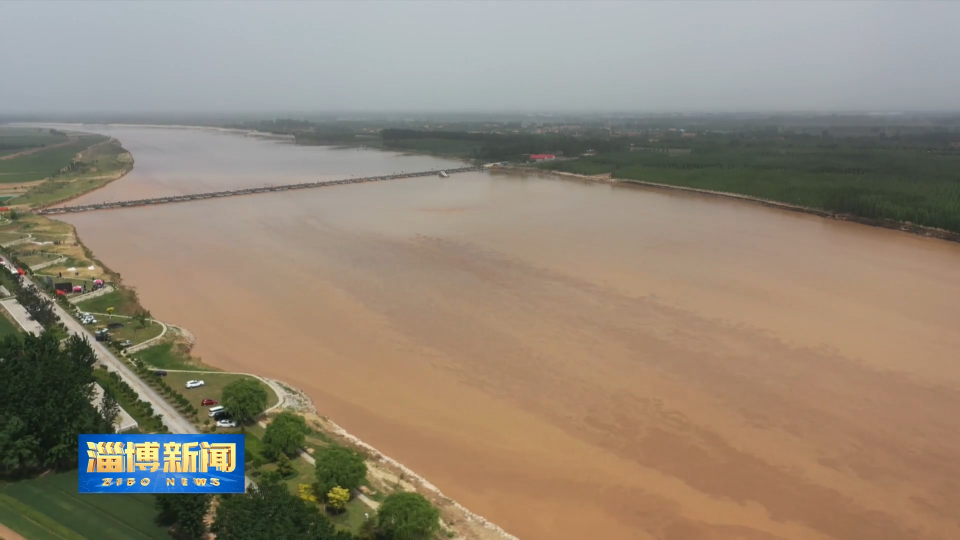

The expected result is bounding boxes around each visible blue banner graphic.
[78,434,245,494]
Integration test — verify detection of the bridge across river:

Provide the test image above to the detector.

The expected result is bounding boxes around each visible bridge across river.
[37,166,479,215]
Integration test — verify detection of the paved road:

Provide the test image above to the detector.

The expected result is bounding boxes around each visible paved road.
[1,257,197,435]
[0,298,44,335]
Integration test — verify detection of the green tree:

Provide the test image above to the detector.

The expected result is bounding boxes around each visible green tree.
[98,389,120,429]
[263,412,309,459]
[212,477,357,540]
[221,378,268,424]
[133,309,152,328]
[314,445,367,497]
[375,492,440,540]
[0,333,114,478]
[276,452,295,478]
[155,493,212,540]
[326,486,350,513]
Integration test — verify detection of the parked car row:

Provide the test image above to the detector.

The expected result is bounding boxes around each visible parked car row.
[79,312,97,325]
[183,380,240,428]
[207,403,236,427]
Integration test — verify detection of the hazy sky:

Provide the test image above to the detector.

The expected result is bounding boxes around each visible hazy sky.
[2,1,959,113]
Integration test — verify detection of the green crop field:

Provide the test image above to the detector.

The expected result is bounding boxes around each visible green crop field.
[0,135,109,184]
[0,127,69,158]
[0,470,169,539]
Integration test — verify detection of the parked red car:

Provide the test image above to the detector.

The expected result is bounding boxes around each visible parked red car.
[201,399,218,406]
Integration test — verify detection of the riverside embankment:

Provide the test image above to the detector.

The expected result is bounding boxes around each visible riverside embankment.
[45,124,960,540]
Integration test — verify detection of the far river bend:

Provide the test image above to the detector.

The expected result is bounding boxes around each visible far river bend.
[48,125,960,540]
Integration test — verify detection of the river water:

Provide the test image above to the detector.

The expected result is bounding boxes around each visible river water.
[56,126,960,540]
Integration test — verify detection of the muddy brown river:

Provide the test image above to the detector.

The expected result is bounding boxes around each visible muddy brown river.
[55,126,960,540]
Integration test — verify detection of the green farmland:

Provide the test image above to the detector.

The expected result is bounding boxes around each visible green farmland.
[0,470,169,539]
[0,127,69,158]
[0,135,108,185]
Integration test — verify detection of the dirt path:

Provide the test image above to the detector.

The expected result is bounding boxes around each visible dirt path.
[0,136,76,161]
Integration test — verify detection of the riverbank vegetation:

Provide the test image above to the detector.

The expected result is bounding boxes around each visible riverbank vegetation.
[542,132,960,234]
[380,128,622,164]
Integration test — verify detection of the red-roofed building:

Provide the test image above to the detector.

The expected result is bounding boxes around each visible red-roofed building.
[529,154,556,162]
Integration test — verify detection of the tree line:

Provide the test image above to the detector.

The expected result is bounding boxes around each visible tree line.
[1,333,116,478]
[381,128,628,162]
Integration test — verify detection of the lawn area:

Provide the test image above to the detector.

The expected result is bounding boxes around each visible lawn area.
[163,371,279,420]
[17,251,61,267]
[0,469,169,540]
[108,319,163,345]
[133,341,212,371]
[74,288,142,316]
[0,231,29,244]
[327,497,371,534]
[0,311,22,337]
[75,315,163,346]
[259,454,317,494]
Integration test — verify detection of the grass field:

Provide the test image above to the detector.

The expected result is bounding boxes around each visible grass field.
[0,470,169,540]
[72,315,163,346]
[108,319,164,345]
[74,288,141,317]
[134,342,211,371]
[0,231,29,243]
[163,371,279,421]
[17,252,61,267]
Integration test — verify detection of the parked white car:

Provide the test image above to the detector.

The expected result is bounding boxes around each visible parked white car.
[216,420,237,428]
[185,380,205,389]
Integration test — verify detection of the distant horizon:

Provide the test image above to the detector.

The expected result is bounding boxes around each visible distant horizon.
[5,109,960,119]
[3,2,960,113]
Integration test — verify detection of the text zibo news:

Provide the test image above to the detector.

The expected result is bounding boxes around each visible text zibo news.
[78,434,246,494]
